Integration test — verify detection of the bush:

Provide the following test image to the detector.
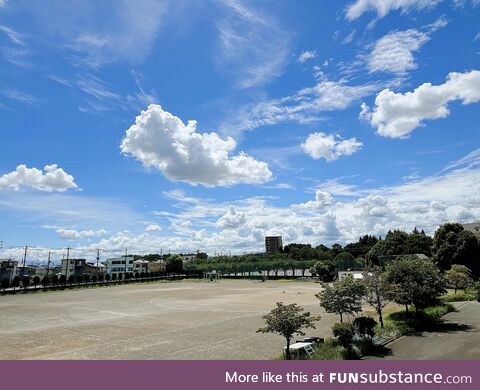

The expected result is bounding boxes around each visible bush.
[33,276,40,288]
[332,323,355,357]
[52,275,59,285]
[105,273,111,281]
[68,275,75,284]
[311,339,344,360]
[12,276,20,289]
[59,275,67,285]
[111,273,117,281]
[353,316,377,341]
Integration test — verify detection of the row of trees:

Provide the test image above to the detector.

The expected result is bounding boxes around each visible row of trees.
[1,270,167,291]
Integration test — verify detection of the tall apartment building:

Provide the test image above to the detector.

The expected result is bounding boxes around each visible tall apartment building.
[462,222,480,240]
[265,236,283,254]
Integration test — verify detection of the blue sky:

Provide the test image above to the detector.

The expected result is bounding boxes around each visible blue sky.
[0,0,479,262]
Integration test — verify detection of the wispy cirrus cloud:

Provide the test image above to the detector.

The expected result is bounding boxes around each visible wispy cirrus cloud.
[215,0,291,88]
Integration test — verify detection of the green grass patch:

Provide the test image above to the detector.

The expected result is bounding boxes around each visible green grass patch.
[310,339,345,360]
[375,303,455,338]
[441,288,476,302]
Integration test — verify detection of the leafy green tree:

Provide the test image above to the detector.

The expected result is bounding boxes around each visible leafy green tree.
[344,235,379,258]
[332,323,355,357]
[22,276,30,289]
[432,223,480,277]
[405,228,433,257]
[41,276,50,287]
[33,276,40,289]
[166,254,184,275]
[386,258,445,315]
[310,260,335,281]
[52,275,59,285]
[352,316,377,342]
[362,266,395,327]
[316,275,366,323]
[257,302,318,360]
[445,264,472,293]
[12,276,20,290]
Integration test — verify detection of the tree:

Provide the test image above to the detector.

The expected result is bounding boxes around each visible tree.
[257,302,318,360]
[362,267,395,327]
[68,275,75,285]
[432,223,480,277]
[41,276,50,287]
[445,264,472,293]
[344,235,379,258]
[386,258,445,315]
[22,276,30,289]
[310,260,335,281]
[166,254,184,275]
[59,275,67,285]
[352,316,377,342]
[316,275,365,323]
[33,276,40,289]
[12,276,20,290]
[105,273,111,281]
[76,275,83,284]
[332,323,354,357]
[52,275,59,286]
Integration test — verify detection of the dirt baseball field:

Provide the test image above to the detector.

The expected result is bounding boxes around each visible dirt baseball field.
[1,279,341,360]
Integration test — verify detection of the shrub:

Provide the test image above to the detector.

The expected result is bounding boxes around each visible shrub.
[353,316,377,341]
[68,275,75,284]
[52,275,59,285]
[332,323,355,357]
[33,276,40,288]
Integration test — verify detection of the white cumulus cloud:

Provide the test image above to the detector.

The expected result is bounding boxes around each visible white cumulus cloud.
[216,206,246,229]
[345,0,441,20]
[121,105,272,186]
[295,190,334,209]
[145,224,162,232]
[362,70,480,138]
[0,164,77,192]
[301,132,363,161]
[56,228,107,240]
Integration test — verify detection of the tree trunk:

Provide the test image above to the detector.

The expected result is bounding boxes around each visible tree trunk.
[285,338,291,360]
[378,309,384,328]
[340,312,343,323]
[405,304,409,314]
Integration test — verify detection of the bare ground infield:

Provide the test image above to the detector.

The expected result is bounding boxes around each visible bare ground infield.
[0,279,332,360]
[1,279,478,360]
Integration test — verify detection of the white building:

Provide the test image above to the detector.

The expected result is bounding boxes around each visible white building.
[133,259,149,273]
[181,254,196,262]
[106,256,134,276]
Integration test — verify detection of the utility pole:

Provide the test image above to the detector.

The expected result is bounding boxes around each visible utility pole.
[96,249,100,275]
[22,244,28,277]
[46,250,51,276]
[65,246,70,277]
[124,248,128,276]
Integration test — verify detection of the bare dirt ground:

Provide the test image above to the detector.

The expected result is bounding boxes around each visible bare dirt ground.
[1,279,342,360]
